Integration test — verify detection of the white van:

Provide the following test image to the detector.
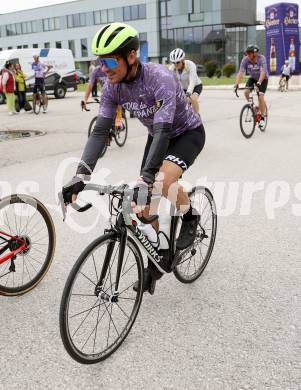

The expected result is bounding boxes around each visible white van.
[0,48,77,104]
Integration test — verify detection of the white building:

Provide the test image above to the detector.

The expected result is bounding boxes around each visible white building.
[0,0,160,72]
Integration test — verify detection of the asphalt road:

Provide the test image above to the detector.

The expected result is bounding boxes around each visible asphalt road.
[0,88,301,390]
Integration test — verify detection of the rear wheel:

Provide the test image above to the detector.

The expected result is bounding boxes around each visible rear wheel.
[59,233,144,364]
[114,112,128,147]
[33,93,41,115]
[173,187,217,284]
[0,194,55,296]
[87,116,107,158]
[240,104,255,138]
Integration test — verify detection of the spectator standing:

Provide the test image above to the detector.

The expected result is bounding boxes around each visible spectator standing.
[15,63,27,113]
[1,61,17,115]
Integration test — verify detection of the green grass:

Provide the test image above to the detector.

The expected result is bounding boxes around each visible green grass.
[77,83,88,92]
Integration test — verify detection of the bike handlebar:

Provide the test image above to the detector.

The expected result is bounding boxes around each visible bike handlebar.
[58,183,158,225]
[81,98,100,112]
[234,85,258,98]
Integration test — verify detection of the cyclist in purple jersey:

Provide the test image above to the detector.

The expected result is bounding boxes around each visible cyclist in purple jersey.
[62,23,206,292]
[234,45,269,129]
[82,64,107,109]
[32,54,52,113]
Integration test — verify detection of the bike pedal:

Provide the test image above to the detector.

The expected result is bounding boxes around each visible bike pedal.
[148,278,156,295]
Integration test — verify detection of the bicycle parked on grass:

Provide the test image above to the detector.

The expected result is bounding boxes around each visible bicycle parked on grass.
[82,98,128,158]
[58,183,217,364]
[235,85,268,139]
[0,194,55,296]
[33,91,47,115]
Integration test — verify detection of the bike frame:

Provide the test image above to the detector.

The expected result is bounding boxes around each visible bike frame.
[0,231,27,265]
[59,184,180,296]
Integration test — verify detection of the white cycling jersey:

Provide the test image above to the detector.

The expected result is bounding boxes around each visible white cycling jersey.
[169,60,202,94]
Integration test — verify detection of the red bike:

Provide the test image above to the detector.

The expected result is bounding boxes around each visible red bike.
[0,194,55,296]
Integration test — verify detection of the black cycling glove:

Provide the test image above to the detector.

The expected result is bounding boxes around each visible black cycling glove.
[132,178,152,207]
[62,176,85,204]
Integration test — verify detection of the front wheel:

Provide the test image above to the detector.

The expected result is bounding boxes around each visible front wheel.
[173,186,217,284]
[114,112,128,147]
[87,116,107,158]
[59,233,144,364]
[0,194,55,296]
[259,103,268,132]
[240,104,255,138]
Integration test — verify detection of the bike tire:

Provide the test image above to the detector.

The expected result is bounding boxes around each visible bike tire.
[114,112,128,147]
[60,233,144,364]
[240,104,256,139]
[33,94,41,115]
[259,103,268,132]
[87,116,107,158]
[0,194,55,296]
[173,187,217,284]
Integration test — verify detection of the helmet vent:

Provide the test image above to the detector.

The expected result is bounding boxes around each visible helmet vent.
[96,24,111,49]
[105,26,125,47]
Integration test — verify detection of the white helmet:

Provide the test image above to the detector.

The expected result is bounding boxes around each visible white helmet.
[169,48,185,63]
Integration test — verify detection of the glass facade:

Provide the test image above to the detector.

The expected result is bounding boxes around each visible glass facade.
[159,0,250,68]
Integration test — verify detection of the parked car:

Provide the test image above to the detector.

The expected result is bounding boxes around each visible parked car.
[0,48,77,104]
[75,69,89,84]
[196,64,206,76]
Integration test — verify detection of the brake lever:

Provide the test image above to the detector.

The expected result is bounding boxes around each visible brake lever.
[58,191,67,221]
[81,101,90,112]
[70,203,93,213]
[234,87,239,98]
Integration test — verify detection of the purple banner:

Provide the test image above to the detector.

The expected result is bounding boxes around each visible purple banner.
[265,3,300,75]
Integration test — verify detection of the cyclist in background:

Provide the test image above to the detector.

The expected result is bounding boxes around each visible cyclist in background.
[234,44,269,130]
[63,23,206,293]
[32,54,52,113]
[169,48,203,114]
[82,61,123,128]
[82,61,107,110]
[279,60,291,91]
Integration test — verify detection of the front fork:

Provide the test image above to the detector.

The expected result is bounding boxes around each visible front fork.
[95,227,127,302]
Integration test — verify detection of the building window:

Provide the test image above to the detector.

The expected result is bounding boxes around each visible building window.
[43,17,60,31]
[108,9,114,22]
[67,13,87,28]
[33,44,38,48]
[81,38,88,57]
[23,45,28,49]
[123,4,146,21]
[44,42,50,48]
[17,45,22,49]
[68,40,75,56]
[189,0,204,22]
[56,41,62,49]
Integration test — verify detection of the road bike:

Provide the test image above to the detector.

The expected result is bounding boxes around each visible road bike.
[33,91,47,115]
[0,194,55,296]
[278,77,287,92]
[82,99,128,158]
[58,183,217,363]
[235,86,268,139]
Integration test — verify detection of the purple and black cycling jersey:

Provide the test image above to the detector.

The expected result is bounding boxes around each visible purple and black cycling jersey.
[239,54,269,80]
[99,62,201,137]
[77,62,203,183]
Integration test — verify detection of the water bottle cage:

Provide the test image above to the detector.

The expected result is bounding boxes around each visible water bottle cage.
[158,230,170,250]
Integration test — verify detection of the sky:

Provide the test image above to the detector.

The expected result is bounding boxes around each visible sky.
[0,0,301,15]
